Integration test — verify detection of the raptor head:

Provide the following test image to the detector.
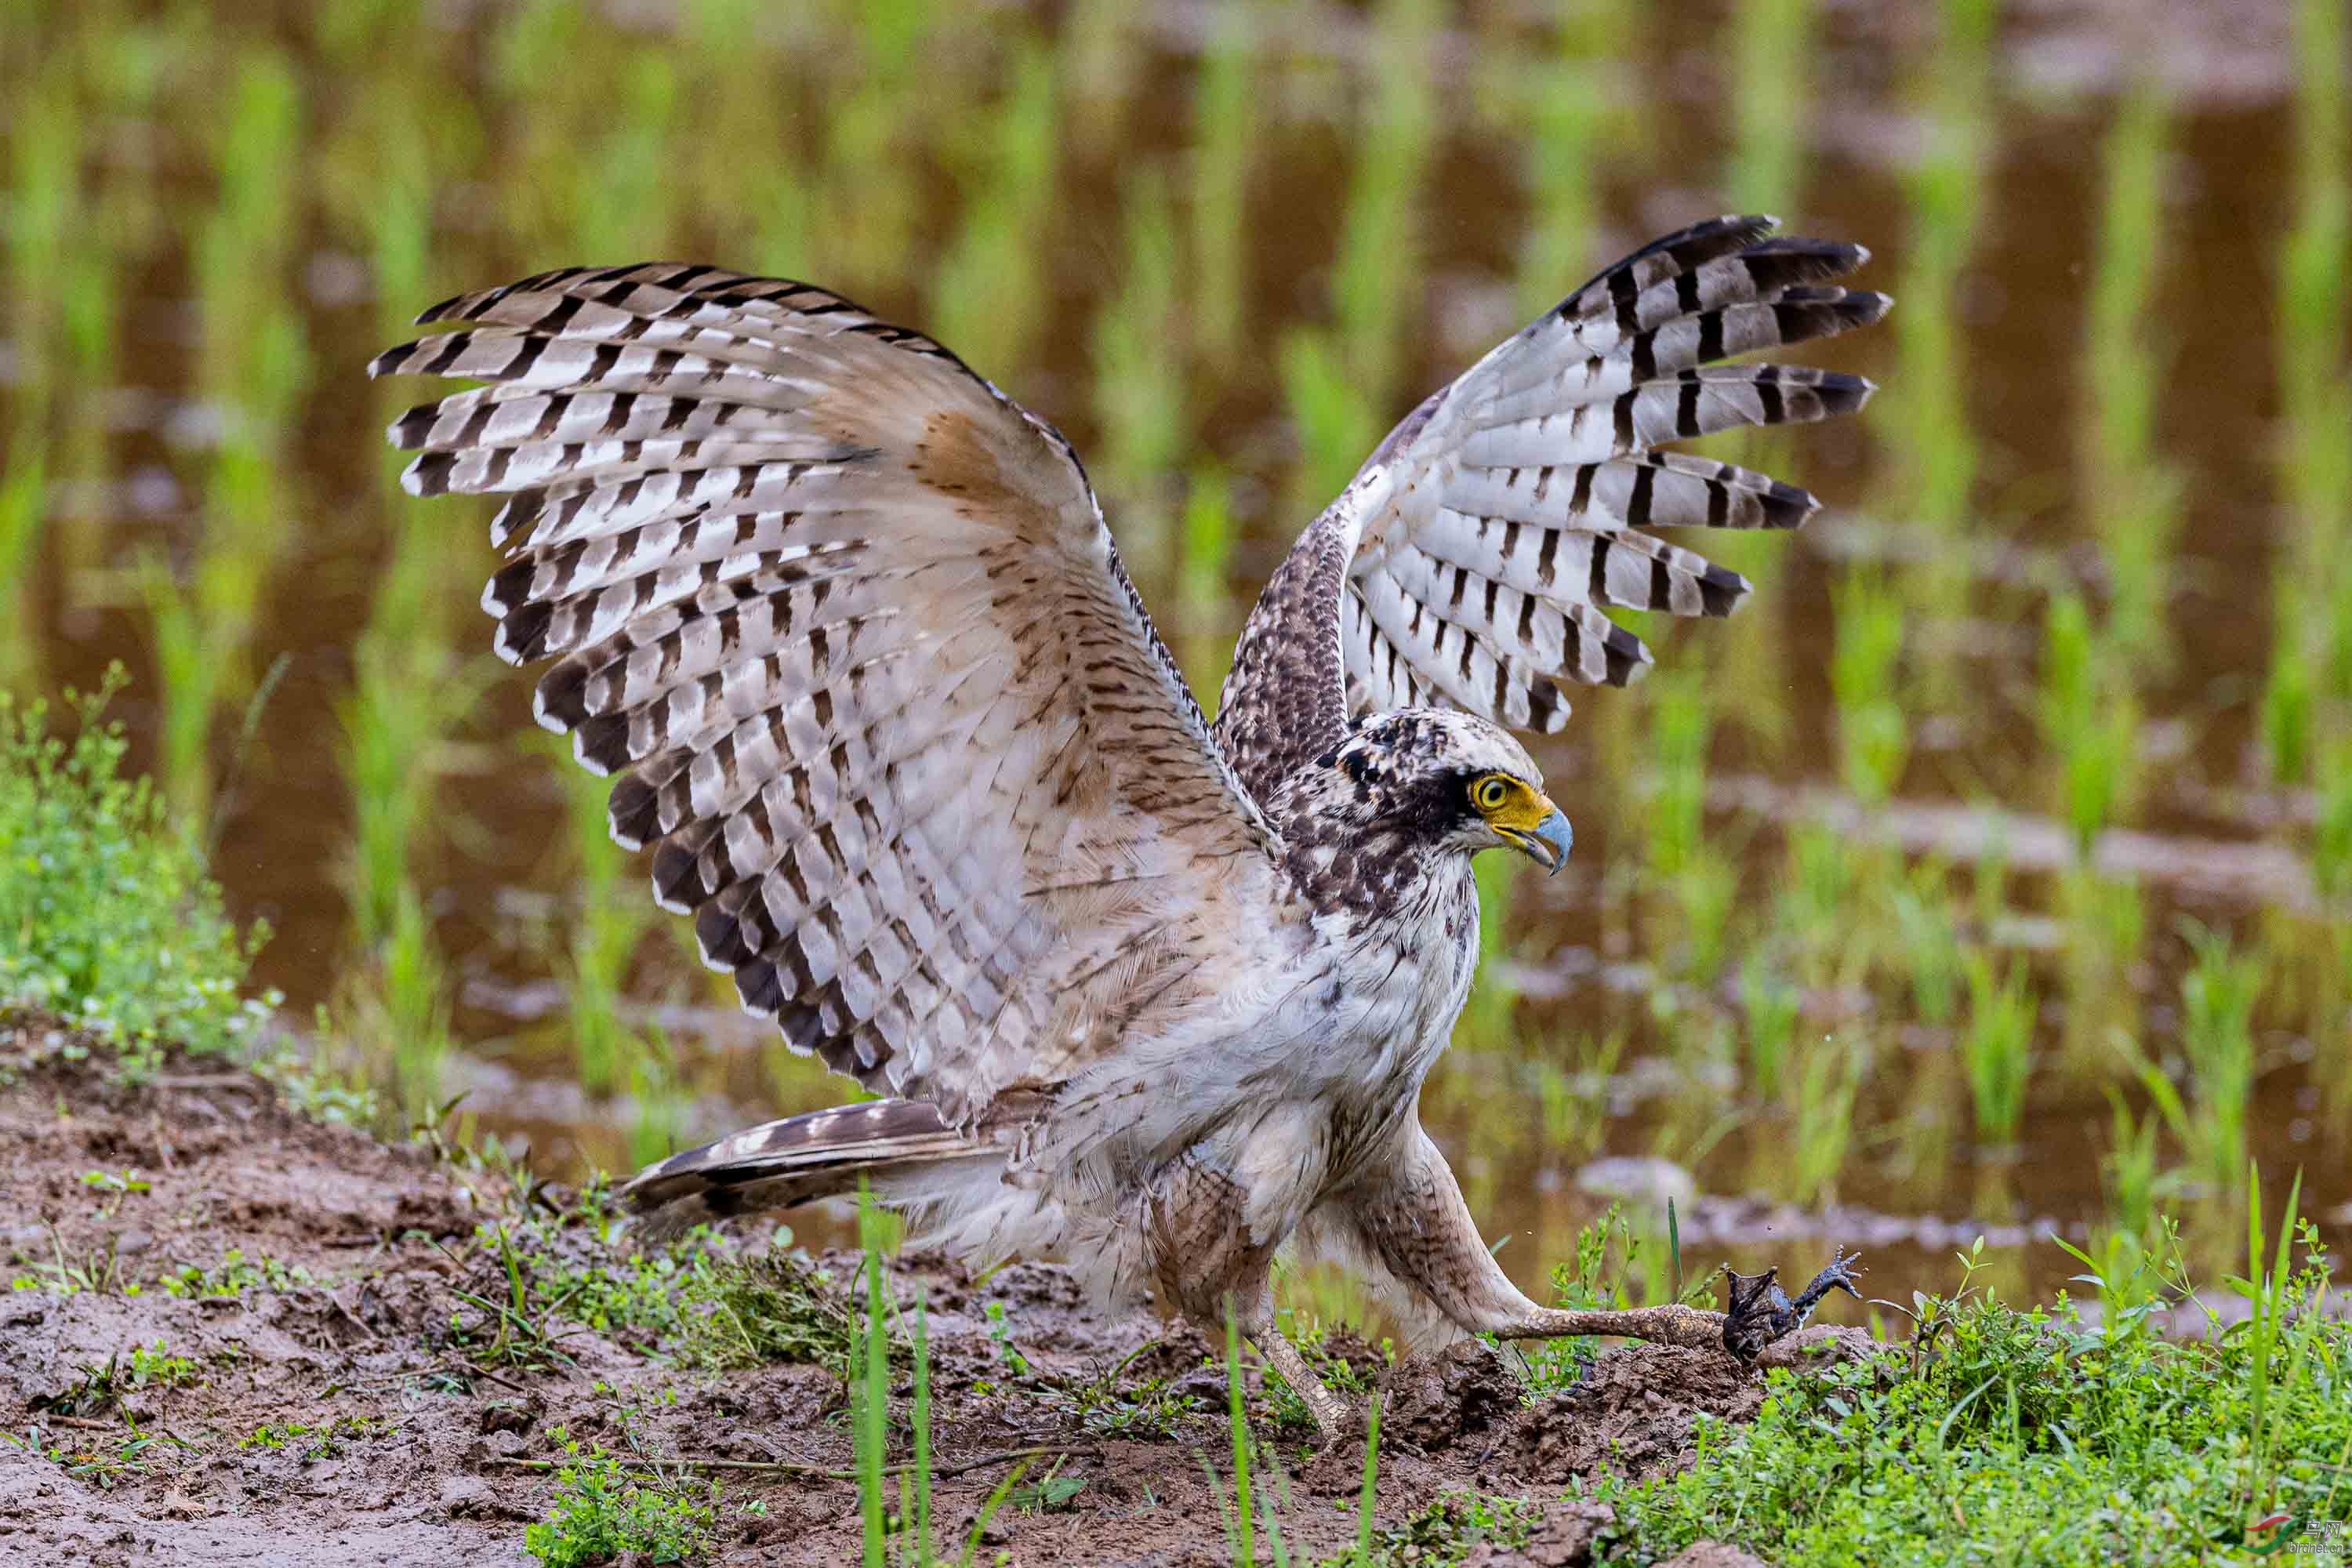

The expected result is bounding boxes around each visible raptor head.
[1313,709,1571,876]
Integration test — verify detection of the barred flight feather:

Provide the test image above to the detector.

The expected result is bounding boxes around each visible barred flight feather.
[374,264,1282,1129]
[1218,215,1885,757]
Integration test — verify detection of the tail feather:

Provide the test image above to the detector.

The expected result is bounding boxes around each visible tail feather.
[621,1098,977,1232]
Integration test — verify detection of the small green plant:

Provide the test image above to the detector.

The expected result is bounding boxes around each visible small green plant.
[16,1419,187,1491]
[855,1193,889,1567]
[1010,1456,1088,1515]
[36,1340,198,1420]
[9,1226,131,1296]
[158,1247,310,1299]
[126,1340,199,1392]
[0,674,276,1076]
[982,1298,1033,1380]
[523,1428,716,1568]
[439,1209,857,1379]
[239,1414,397,1460]
[78,1167,151,1218]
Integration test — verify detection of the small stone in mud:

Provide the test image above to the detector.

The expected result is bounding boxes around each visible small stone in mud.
[476,1394,542,1435]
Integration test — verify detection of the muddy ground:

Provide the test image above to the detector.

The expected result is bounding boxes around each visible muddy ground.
[0,1022,1866,1566]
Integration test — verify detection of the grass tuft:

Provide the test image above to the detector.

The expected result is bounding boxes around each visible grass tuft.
[0,673,275,1076]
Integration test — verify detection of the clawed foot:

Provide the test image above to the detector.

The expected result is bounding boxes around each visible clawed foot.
[1481,1246,1866,1369]
[1720,1246,1866,1363]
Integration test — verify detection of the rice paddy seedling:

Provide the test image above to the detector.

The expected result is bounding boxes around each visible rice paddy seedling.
[132,557,220,829]
[1513,0,1633,318]
[2098,1093,2169,1265]
[1830,572,1907,808]
[1092,165,1185,581]
[374,880,453,1122]
[1780,823,1859,985]
[1886,859,1964,1029]
[1330,0,1439,406]
[1788,1033,1864,1205]
[1178,466,1239,700]
[1277,328,1380,521]
[2082,77,2180,669]
[1188,0,1258,368]
[1634,673,1739,980]
[2265,0,2352,782]
[550,736,658,1102]
[0,60,80,689]
[1888,0,1994,644]
[1669,851,1740,985]
[1722,0,1817,211]
[339,614,477,949]
[1531,1030,1627,1158]
[2057,866,2143,1070]
[1642,672,1713,884]
[0,445,45,693]
[1739,956,1800,1102]
[2313,729,2352,903]
[2175,923,2263,1196]
[928,39,1061,383]
[2122,923,2263,1205]
[2038,591,2137,858]
[1958,951,2034,1149]
[2259,630,2318,786]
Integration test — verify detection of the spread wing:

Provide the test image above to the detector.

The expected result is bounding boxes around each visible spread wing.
[1214,216,1889,802]
[371,263,1279,1127]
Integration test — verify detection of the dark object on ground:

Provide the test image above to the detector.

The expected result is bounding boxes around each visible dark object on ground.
[1719,1247,1867,1363]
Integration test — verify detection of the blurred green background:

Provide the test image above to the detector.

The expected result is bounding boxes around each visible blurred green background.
[3,0,2347,1311]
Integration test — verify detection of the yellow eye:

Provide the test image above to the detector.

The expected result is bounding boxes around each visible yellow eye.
[1472,775,1512,812]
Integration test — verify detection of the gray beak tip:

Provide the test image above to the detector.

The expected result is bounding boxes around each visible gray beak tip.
[1533,809,1572,876]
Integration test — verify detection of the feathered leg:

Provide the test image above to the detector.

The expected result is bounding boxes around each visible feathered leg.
[1145,1150,1360,1444]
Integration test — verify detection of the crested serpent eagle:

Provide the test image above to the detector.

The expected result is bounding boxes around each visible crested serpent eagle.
[372,214,1882,1438]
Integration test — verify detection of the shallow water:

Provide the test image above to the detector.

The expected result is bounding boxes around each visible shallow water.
[5,0,2347,1311]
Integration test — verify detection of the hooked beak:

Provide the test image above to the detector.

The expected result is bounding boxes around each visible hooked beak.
[1502,802,1573,876]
